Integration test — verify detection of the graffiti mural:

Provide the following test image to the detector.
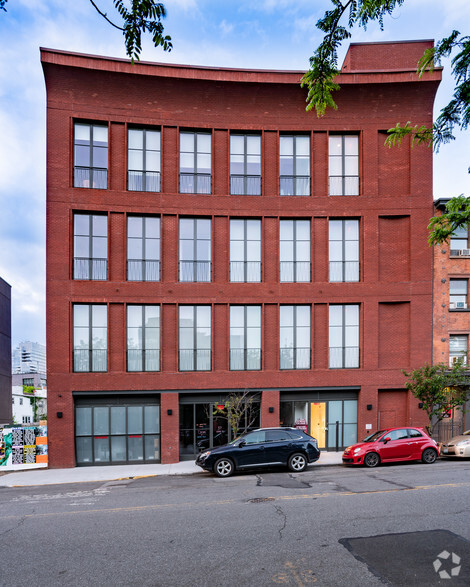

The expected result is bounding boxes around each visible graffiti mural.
[0,426,48,469]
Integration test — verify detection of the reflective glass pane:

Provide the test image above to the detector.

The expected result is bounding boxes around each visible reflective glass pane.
[230,135,244,154]
[128,406,143,434]
[111,407,126,434]
[128,436,143,461]
[111,436,127,461]
[75,124,90,142]
[76,407,92,435]
[93,407,109,435]
[94,437,110,462]
[76,437,93,463]
[128,129,143,150]
[145,435,160,461]
[144,406,160,434]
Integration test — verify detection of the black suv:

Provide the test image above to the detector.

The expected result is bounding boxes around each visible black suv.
[195,427,320,477]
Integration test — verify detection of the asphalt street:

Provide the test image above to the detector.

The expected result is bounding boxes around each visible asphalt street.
[0,459,469,586]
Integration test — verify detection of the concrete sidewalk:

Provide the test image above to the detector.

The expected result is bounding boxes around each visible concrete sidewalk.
[0,451,343,487]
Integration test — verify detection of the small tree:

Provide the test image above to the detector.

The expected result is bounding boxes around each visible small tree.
[403,360,470,435]
[214,390,261,439]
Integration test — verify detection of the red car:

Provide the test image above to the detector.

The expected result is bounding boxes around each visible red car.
[343,427,439,467]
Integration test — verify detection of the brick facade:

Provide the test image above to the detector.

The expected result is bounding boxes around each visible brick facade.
[42,40,440,468]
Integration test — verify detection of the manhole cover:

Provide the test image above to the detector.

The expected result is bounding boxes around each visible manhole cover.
[248,497,275,503]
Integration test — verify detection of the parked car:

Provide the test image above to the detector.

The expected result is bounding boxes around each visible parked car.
[195,427,320,477]
[440,430,470,458]
[342,427,438,468]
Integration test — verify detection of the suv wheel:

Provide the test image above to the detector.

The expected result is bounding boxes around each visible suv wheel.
[214,458,234,478]
[288,453,307,472]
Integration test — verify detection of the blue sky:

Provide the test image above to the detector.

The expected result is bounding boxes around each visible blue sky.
[0,0,469,348]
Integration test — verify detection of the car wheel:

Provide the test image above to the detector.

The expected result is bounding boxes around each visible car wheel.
[288,453,307,472]
[422,448,437,464]
[364,452,380,468]
[213,458,234,478]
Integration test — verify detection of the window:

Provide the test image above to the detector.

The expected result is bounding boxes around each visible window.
[73,123,108,189]
[127,306,160,372]
[230,219,261,282]
[179,306,211,371]
[179,218,211,282]
[179,132,211,194]
[450,226,468,254]
[280,306,311,369]
[329,135,359,195]
[329,305,359,368]
[385,429,409,441]
[450,279,468,309]
[230,134,261,195]
[23,378,34,386]
[19,397,23,406]
[128,128,161,192]
[73,304,107,372]
[73,213,108,280]
[22,416,31,424]
[127,216,160,281]
[279,135,310,196]
[329,219,359,282]
[280,219,311,282]
[230,306,261,370]
[449,335,468,366]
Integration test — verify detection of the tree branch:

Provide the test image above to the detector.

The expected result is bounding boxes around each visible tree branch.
[89,0,124,31]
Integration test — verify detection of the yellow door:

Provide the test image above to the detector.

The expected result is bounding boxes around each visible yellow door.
[310,403,326,448]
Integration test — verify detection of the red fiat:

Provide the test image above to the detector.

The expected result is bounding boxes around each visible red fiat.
[342,427,439,467]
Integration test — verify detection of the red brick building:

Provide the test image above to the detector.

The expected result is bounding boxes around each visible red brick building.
[41,40,441,468]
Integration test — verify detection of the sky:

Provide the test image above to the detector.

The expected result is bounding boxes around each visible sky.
[0,0,469,349]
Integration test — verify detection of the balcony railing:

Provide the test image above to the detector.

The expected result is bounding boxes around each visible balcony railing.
[280,261,311,283]
[127,260,160,281]
[229,261,261,282]
[329,347,359,369]
[279,347,311,369]
[128,170,161,192]
[280,176,310,196]
[179,349,211,371]
[73,258,108,280]
[127,349,160,372]
[230,175,261,195]
[329,261,359,283]
[73,349,107,372]
[179,173,211,194]
[74,167,107,189]
[229,348,261,371]
[179,261,211,282]
[329,175,359,196]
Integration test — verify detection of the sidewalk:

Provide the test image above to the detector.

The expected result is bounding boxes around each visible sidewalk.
[0,451,343,487]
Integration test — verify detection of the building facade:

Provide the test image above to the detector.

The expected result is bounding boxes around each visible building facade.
[42,40,440,468]
[433,198,470,438]
[0,277,12,425]
[12,341,47,374]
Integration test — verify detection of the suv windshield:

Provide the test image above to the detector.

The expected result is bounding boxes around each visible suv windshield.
[363,430,385,442]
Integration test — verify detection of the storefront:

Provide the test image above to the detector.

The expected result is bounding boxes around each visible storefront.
[179,393,260,460]
[280,390,359,451]
[74,395,160,465]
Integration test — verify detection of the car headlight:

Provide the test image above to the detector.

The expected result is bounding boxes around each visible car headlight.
[353,448,362,454]
[456,440,470,446]
[199,451,211,459]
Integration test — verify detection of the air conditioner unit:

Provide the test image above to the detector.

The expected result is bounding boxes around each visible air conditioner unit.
[450,250,461,256]
[449,301,457,309]
[461,249,470,256]
[456,302,467,309]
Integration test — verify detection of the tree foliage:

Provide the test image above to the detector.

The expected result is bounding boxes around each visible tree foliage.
[214,390,260,439]
[402,361,470,435]
[303,1,469,245]
[1,0,172,62]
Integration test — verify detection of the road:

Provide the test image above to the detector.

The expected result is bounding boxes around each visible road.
[0,459,469,586]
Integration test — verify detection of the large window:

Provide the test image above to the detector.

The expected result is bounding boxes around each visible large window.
[75,402,160,464]
[179,218,211,282]
[73,123,108,189]
[329,305,359,369]
[329,219,359,282]
[179,306,211,371]
[279,135,310,196]
[179,132,212,194]
[450,226,469,255]
[230,134,261,195]
[73,304,107,372]
[449,279,468,309]
[280,219,311,282]
[230,306,261,370]
[280,306,311,369]
[449,335,468,366]
[127,216,160,281]
[128,128,161,192]
[73,213,108,280]
[230,219,261,282]
[127,306,160,372]
[329,135,359,196]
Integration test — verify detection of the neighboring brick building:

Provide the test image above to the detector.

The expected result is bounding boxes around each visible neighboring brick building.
[433,198,470,437]
[0,277,12,425]
[41,40,441,468]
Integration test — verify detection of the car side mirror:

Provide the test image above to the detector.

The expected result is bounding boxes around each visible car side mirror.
[238,441,246,448]
[383,437,391,444]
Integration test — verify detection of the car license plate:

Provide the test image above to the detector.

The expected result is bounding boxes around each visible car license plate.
[443,448,448,454]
